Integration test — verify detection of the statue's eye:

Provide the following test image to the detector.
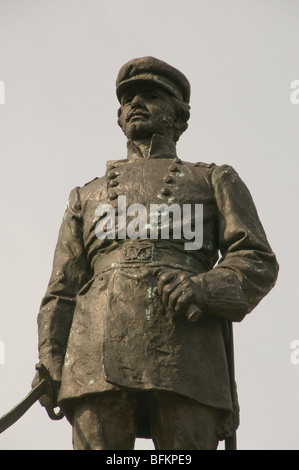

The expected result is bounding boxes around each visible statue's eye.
[148,93,158,100]
[122,96,132,105]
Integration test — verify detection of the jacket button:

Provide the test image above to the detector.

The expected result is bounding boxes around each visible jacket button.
[161,188,171,196]
[108,180,119,187]
[163,175,173,184]
[109,191,118,200]
[169,164,179,172]
[107,172,117,180]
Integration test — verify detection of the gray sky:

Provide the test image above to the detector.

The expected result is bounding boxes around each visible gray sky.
[0,0,298,450]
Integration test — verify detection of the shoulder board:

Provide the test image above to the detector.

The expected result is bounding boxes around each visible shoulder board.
[106,159,128,170]
[84,177,99,187]
[194,162,216,169]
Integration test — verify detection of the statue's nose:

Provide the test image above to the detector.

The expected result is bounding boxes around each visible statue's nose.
[131,94,145,108]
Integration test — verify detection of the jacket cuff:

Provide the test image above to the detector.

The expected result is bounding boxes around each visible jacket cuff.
[192,271,249,322]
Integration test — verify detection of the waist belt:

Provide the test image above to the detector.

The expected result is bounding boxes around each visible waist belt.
[92,241,206,274]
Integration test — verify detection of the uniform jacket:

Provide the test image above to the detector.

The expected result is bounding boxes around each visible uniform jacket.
[36,135,278,426]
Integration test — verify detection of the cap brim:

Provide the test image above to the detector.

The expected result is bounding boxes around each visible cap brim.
[116,73,184,102]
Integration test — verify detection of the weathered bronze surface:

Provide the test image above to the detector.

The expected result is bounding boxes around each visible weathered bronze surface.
[33,57,279,450]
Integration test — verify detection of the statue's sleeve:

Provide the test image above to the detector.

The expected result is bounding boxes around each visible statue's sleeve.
[37,187,90,381]
[194,165,279,322]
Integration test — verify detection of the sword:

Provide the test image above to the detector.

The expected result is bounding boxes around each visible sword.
[224,321,238,450]
[0,363,64,434]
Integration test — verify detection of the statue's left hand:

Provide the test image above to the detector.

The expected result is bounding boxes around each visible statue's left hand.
[156,269,204,318]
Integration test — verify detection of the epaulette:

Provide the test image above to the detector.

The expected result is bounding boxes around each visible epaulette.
[106,159,127,170]
[84,177,99,187]
[194,162,216,169]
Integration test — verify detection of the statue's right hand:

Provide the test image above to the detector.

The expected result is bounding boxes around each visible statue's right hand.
[31,366,61,408]
[156,268,204,321]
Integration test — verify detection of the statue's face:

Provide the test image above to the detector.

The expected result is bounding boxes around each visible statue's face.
[118,82,177,141]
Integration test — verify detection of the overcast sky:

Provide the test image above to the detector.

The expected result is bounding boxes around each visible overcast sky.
[0,0,298,450]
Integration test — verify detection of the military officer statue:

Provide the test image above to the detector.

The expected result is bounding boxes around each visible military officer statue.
[33,57,279,450]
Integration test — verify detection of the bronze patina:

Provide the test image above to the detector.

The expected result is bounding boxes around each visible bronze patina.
[29,57,279,450]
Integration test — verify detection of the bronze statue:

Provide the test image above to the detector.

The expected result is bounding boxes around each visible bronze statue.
[31,57,279,450]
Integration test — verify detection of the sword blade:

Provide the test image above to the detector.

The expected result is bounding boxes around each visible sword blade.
[0,379,47,434]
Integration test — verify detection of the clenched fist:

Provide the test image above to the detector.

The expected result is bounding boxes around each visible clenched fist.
[156,269,204,322]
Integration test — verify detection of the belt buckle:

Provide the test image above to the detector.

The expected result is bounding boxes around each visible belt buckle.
[122,244,154,262]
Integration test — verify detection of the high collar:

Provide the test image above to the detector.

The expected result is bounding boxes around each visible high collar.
[127,134,177,161]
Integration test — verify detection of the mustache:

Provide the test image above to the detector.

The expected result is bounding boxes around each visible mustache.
[126,109,150,122]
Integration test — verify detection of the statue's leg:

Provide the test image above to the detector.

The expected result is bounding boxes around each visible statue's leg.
[148,391,225,450]
[72,390,137,450]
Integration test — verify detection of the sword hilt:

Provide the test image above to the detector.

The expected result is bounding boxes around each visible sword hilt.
[186,303,203,322]
[35,364,64,421]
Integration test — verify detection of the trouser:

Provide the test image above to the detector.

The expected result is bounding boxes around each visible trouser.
[72,390,228,450]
